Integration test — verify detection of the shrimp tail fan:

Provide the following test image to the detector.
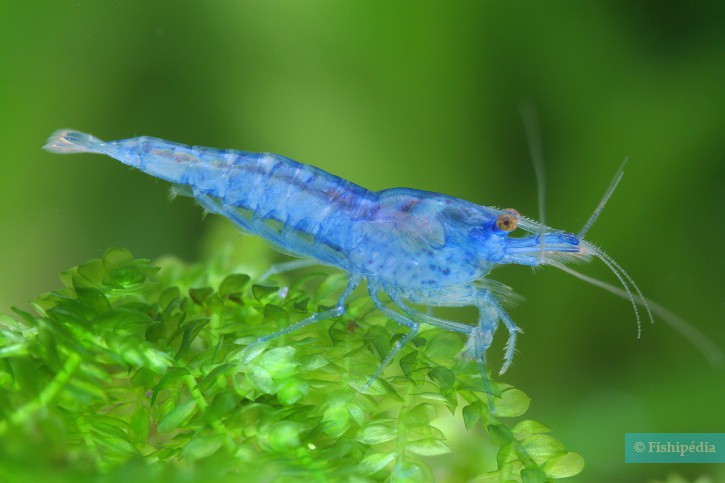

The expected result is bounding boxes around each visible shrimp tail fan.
[43,129,104,154]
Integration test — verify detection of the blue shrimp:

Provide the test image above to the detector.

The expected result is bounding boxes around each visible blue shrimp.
[43,130,721,409]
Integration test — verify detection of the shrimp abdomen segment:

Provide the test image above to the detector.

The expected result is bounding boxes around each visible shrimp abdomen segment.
[44,130,208,184]
[44,130,374,268]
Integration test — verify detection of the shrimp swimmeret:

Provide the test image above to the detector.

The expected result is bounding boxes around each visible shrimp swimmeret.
[43,130,722,409]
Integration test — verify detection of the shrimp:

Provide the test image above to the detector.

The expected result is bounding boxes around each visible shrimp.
[43,130,722,410]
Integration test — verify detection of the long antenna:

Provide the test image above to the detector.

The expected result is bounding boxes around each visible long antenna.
[578,158,627,239]
[518,100,546,262]
[551,260,724,368]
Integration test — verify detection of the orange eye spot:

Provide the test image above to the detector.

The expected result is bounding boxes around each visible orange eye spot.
[496,213,518,232]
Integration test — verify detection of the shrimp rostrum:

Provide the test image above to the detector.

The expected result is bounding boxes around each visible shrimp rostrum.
[44,130,658,403]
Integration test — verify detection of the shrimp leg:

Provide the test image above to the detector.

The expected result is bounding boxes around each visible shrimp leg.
[389,293,505,413]
[471,328,498,414]
[366,286,420,385]
[387,292,475,336]
[476,290,520,375]
[389,291,504,413]
[258,274,360,342]
[259,258,319,281]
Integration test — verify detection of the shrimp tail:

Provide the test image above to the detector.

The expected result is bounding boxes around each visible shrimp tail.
[43,130,105,155]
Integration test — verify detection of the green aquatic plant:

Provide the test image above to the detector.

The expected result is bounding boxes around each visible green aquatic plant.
[0,248,583,482]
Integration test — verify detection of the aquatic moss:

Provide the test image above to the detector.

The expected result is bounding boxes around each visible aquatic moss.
[0,248,583,482]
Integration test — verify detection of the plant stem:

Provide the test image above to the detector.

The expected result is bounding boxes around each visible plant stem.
[0,352,81,434]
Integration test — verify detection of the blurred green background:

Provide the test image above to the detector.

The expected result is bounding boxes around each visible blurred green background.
[1,1,724,481]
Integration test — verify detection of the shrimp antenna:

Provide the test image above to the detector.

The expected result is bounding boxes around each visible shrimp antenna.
[551,260,725,368]
[580,241,654,334]
[578,158,627,239]
[518,100,546,262]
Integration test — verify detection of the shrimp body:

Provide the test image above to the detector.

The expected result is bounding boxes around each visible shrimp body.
[44,130,652,406]
[47,131,377,268]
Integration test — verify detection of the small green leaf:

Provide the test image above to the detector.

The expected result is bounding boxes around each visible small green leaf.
[314,273,347,305]
[299,354,328,372]
[252,284,279,301]
[495,387,531,417]
[463,402,483,430]
[425,331,464,363]
[10,307,37,327]
[232,341,268,364]
[428,366,455,391]
[256,346,297,379]
[102,247,135,267]
[411,392,449,404]
[512,419,551,439]
[264,421,302,451]
[543,452,585,478]
[92,435,139,455]
[364,325,393,360]
[189,287,214,305]
[108,265,147,287]
[67,378,109,402]
[247,366,274,393]
[143,347,174,374]
[152,367,189,398]
[182,434,225,460]
[521,434,567,463]
[130,406,150,444]
[358,425,396,444]
[348,376,389,396]
[294,297,310,311]
[0,341,28,358]
[277,376,308,405]
[263,304,289,328]
[74,287,111,314]
[496,443,519,466]
[199,363,236,391]
[406,438,450,456]
[175,317,210,359]
[520,467,548,483]
[487,422,514,446]
[87,419,138,455]
[359,452,395,475]
[76,258,106,285]
[402,403,437,428]
[390,461,432,481]
[159,286,181,309]
[157,399,197,433]
[399,350,418,377]
[349,403,365,427]
[204,392,238,423]
[219,273,251,298]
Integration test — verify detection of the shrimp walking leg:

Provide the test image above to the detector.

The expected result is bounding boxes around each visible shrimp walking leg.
[390,292,510,413]
[475,291,519,374]
[472,329,498,414]
[388,293,475,337]
[259,258,319,281]
[366,286,420,386]
[379,292,509,412]
[258,275,361,342]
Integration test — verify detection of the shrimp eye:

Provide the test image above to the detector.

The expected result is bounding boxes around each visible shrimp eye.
[496,213,518,232]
